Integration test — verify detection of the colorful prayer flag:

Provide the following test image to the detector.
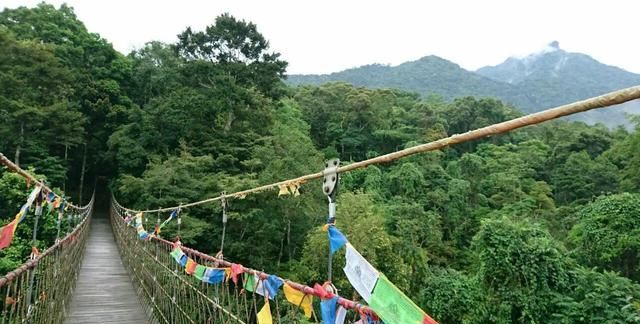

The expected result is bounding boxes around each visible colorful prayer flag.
[202,268,226,285]
[244,273,267,297]
[230,263,244,284]
[283,283,313,318]
[320,296,338,324]
[185,258,197,274]
[170,247,187,266]
[257,300,273,324]
[343,243,379,302]
[194,265,206,281]
[369,274,434,324]
[335,306,347,324]
[263,275,283,299]
[327,226,347,255]
[0,186,41,249]
[0,219,18,249]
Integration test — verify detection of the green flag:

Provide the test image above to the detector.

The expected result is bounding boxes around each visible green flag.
[244,273,256,292]
[369,274,428,324]
[194,265,206,281]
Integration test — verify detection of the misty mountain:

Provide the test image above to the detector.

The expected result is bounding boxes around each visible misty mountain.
[288,56,528,103]
[287,42,640,128]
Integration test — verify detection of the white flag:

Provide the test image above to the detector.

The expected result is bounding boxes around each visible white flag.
[343,243,379,302]
[335,305,347,324]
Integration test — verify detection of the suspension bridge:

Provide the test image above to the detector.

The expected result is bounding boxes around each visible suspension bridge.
[0,86,638,324]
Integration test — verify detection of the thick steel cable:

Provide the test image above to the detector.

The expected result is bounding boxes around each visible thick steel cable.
[123,85,640,213]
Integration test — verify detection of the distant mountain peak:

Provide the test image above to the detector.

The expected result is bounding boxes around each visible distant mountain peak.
[513,41,562,61]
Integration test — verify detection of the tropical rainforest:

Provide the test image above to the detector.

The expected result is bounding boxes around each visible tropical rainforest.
[1,3,640,323]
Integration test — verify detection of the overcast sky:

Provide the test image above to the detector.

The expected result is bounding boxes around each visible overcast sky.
[3,0,639,75]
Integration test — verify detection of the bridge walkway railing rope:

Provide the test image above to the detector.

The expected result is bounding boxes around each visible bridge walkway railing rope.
[0,198,93,324]
[111,197,376,323]
[0,153,94,324]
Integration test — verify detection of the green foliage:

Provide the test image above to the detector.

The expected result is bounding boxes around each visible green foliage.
[3,5,640,323]
[473,218,570,323]
[569,193,640,280]
[552,267,640,323]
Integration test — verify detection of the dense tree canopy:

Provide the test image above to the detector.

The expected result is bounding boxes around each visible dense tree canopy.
[1,4,640,323]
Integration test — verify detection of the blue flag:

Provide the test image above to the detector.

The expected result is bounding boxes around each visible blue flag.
[202,268,225,284]
[321,296,338,324]
[328,226,348,255]
[264,275,283,299]
[179,254,188,267]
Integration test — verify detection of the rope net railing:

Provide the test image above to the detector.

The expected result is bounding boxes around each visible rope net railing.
[0,198,93,324]
[111,198,378,324]
[0,152,95,324]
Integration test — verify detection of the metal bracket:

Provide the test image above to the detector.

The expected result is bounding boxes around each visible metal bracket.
[322,159,340,201]
[221,192,228,224]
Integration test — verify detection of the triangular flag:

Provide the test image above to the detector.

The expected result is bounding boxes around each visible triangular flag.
[283,283,313,318]
[257,300,273,324]
[321,296,338,324]
[326,226,348,255]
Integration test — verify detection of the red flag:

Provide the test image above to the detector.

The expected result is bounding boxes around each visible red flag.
[0,219,18,249]
[231,264,244,284]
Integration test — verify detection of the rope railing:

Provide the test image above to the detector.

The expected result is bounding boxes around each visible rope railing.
[111,198,375,323]
[0,153,85,210]
[123,85,640,214]
[0,153,95,323]
[0,197,93,323]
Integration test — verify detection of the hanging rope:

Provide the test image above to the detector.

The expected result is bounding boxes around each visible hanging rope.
[0,153,86,211]
[120,85,640,214]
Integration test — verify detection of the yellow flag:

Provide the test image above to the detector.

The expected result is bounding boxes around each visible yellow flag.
[283,283,313,318]
[257,300,272,324]
[278,184,289,196]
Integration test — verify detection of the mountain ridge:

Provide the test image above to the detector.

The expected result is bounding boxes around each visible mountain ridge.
[287,43,640,127]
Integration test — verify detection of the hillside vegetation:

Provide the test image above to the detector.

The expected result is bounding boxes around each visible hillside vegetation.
[1,4,640,323]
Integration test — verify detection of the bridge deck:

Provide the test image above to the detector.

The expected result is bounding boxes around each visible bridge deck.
[65,214,149,323]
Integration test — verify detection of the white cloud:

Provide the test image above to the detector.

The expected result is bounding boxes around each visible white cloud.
[2,0,639,75]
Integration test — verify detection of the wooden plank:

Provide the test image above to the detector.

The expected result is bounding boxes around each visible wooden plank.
[65,214,150,324]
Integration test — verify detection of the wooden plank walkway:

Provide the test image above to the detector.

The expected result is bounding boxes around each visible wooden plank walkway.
[65,214,149,323]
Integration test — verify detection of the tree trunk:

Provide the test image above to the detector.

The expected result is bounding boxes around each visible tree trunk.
[224,110,235,132]
[15,122,24,166]
[79,143,87,205]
